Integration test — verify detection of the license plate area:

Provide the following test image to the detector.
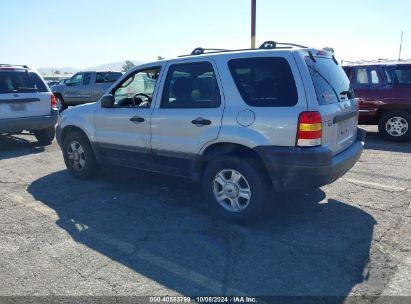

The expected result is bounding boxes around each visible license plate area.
[9,103,27,112]
[337,118,355,143]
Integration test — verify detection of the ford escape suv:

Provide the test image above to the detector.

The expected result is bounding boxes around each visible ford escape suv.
[0,64,58,145]
[56,42,365,220]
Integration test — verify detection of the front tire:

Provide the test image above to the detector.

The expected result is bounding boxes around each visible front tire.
[34,127,55,145]
[202,155,268,221]
[378,110,411,142]
[62,131,99,179]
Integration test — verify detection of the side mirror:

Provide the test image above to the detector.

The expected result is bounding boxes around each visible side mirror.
[101,94,115,108]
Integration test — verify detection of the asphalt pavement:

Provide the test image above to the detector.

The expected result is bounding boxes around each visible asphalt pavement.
[0,126,410,303]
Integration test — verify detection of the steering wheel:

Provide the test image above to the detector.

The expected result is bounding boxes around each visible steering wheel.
[133,93,152,107]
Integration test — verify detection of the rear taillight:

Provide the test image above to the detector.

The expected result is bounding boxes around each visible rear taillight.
[51,94,57,109]
[296,111,322,147]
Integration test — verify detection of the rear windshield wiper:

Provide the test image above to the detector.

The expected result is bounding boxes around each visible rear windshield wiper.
[307,65,340,101]
[340,88,355,99]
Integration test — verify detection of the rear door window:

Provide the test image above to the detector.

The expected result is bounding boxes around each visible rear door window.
[228,57,298,107]
[0,71,48,94]
[393,65,411,86]
[353,66,381,86]
[305,57,353,105]
[96,72,122,83]
[161,62,221,108]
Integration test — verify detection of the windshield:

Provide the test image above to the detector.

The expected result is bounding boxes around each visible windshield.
[305,56,353,105]
[0,71,48,94]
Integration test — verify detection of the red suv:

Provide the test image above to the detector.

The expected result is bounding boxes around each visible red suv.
[343,61,411,141]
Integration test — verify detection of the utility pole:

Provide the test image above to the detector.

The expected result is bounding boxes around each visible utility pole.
[398,31,404,60]
[251,0,256,48]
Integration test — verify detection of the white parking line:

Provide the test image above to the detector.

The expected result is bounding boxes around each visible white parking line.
[342,178,411,193]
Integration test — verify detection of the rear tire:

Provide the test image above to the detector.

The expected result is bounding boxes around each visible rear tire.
[378,110,411,142]
[56,95,67,112]
[34,127,55,145]
[202,155,268,222]
[62,131,99,179]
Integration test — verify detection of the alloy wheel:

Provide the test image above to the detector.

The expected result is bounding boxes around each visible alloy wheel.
[213,169,252,212]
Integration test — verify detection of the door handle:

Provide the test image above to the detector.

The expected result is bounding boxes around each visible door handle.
[130,116,145,123]
[191,117,211,126]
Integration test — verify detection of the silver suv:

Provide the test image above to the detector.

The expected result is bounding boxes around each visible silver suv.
[0,64,58,145]
[56,42,365,220]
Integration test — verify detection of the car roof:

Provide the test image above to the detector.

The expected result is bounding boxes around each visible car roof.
[0,64,31,72]
[342,59,411,67]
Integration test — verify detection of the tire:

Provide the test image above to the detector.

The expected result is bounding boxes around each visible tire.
[56,95,67,112]
[202,155,269,222]
[62,131,99,179]
[378,110,411,142]
[34,127,55,145]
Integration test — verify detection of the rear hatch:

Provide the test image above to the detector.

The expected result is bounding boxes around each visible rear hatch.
[305,52,358,155]
[0,69,51,120]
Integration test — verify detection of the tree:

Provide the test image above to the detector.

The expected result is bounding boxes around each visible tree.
[157,56,165,60]
[122,60,135,72]
[322,47,335,54]
[55,70,61,75]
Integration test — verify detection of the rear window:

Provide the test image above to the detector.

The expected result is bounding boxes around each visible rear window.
[305,57,353,105]
[228,57,298,107]
[0,71,48,94]
[96,72,122,83]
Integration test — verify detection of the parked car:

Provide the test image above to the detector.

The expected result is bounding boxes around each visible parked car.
[56,42,365,221]
[52,71,122,112]
[342,60,411,141]
[0,64,58,145]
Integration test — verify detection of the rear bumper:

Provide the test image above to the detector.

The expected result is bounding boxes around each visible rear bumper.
[254,128,366,191]
[358,108,378,124]
[0,109,59,134]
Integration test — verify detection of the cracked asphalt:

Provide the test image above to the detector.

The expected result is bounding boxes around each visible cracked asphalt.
[0,126,410,302]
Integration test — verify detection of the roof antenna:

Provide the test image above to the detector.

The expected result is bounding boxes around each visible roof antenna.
[398,31,404,61]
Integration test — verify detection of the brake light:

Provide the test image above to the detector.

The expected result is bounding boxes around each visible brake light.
[51,94,57,109]
[297,111,322,147]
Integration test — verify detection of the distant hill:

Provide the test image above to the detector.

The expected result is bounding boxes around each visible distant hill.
[37,60,144,75]
[37,67,79,75]
[85,60,144,72]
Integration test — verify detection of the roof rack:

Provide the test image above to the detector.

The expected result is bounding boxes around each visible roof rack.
[259,41,308,49]
[341,58,411,65]
[0,64,29,68]
[180,40,307,57]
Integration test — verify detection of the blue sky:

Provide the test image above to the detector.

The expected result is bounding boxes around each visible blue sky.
[1,0,410,69]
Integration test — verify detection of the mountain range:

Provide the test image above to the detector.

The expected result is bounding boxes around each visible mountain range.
[37,60,144,75]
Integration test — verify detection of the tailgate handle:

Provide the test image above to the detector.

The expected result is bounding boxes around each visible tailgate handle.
[0,98,40,104]
[333,110,357,124]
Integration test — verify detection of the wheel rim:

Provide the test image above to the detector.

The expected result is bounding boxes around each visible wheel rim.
[67,140,86,172]
[385,116,409,137]
[56,97,63,111]
[213,169,251,212]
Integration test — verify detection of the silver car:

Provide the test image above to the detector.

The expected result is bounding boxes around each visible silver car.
[56,42,365,221]
[0,64,58,145]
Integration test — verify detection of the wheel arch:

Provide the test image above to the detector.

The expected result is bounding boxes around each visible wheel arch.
[196,142,272,188]
[376,105,411,122]
[61,125,101,161]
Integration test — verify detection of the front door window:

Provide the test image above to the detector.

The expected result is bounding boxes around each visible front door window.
[113,68,160,108]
